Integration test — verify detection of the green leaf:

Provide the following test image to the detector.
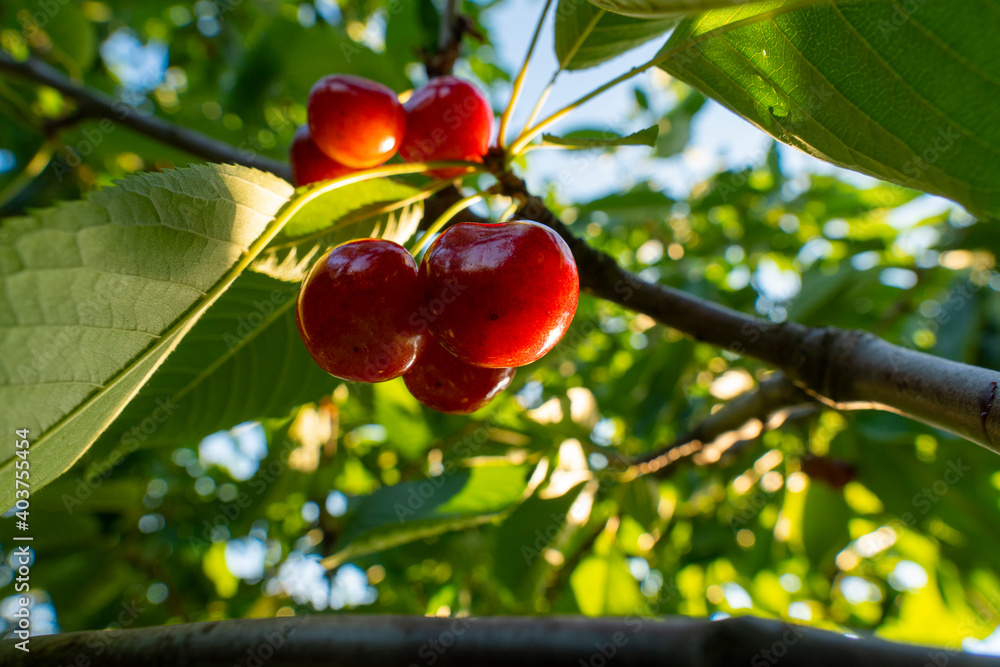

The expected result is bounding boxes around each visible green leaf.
[492,483,587,599]
[41,1,97,72]
[586,0,795,17]
[556,0,677,70]
[227,20,410,122]
[0,164,294,507]
[660,0,1000,218]
[542,125,659,149]
[575,182,675,220]
[570,551,646,615]
[325,462,542,568]
[800,482,851,564]
[1,0,96,72]
[656,88,706,158]
[374,379,434,459]
[92,271,338,453]
[252,179,424,281]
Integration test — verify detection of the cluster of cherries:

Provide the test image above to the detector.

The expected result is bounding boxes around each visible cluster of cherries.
[290,73,495,185]
[289,73,580,414]
[296,222,579,413]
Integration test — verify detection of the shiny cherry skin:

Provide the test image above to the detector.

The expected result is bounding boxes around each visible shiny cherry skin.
[404,339,515,414]
[399,76,493,177]
[307,74,406,169]
[296,239,425,383]
[289,125,354,186]
[419,220,579,368]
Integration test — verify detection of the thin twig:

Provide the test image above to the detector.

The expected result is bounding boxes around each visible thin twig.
[0,52,293,181]
[497,0,553,149]
[499,173,1000,453]
[625,374,815,480]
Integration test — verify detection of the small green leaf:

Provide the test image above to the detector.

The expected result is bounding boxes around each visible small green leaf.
[542,125,659,149]
[325,462,541,568]
[656,89,706,158]
[556,0,677,71]
[252,178,424,281]
[570,551,646,615]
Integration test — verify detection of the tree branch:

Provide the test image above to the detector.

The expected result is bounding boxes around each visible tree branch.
[627,374,815,478]
[438,0,461,52]
[0,52,292,181]
[425,0,482,78]
[2,614,996,667]
[6,51,997,455]
[501,175,1000,454]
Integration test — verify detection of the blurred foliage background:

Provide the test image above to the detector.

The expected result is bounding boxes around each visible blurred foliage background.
[2,0,1000,655]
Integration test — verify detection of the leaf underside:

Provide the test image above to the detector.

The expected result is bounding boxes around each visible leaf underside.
[0,164,294,507]
[660,0,1000,218]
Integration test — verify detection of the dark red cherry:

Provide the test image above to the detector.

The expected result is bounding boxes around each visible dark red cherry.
[404,339,515,414]
[296,239,425,382]
[399,76,493,177]
[307,74,406,169]
[289,124,354,186]
[419,220,579,368]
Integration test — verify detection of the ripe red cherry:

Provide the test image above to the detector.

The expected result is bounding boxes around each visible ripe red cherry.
[404,340,515,414]
[419,220,579,368]
[399,76,493,177]
[289,125,354,186]
[296,239,425,383]
[307,74,406,169]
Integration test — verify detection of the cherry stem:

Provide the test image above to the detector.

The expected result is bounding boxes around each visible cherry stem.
[497,0,554,150]
[508,0,819,155]
[409,192,486,256]
[497,201,519,223]
[509,63,653,155]
[518,7,603,135]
